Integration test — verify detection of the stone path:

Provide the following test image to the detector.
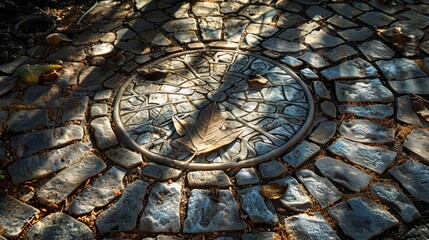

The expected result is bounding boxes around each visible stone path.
[1,0,429,239]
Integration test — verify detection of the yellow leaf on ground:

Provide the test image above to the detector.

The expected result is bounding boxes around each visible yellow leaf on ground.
[13,64,62,84]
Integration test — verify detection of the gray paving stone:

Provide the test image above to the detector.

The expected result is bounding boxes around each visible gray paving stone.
[0,76,16,97]
[208,41,238,49]
[242,232,278,240]
[298,52,329,69]
[73,31,105,45]
[312,81,331,100]
[7,109,48,132]
[114,39,147,54]
[0,195,40,239]
[90,43,114,57]
[23,85,63,108]
[370,183,421,223]
[90,117,118,150]
[165,2,190,18]
[121,61,139,73]
[329,3,362,18]
[358,40,395,61]
[37,154,106,205]
[404,128,429,163]
[224,19,249,42]
[91,103,108,118]
[0,56,37,74]
[338,27,372,42]
[276,12,306,29]
[246,23,278,37]
[11,125,84,158]
[162,18,197,32]
[296,169,342,208]
[98,20,123,33]
[127,18,152,33]
[390,21,424,41]
[388,78,429,95]
[421,40,429,55]
[358,11,395,28]
[274,176,311,212]
[324,44,358,62]
[8,142,90,185]
[238,186,278,225]
[96,180,149,235]
[280,56,303,68]
[140,30,172,47]
[61,96,89,122]
[236,168,259,186]
[376,58,427,81]
[305,30,345,49]
[141,163,182,181]
[322,58,379,80]
[320,101,337,119]
[192,2,220,17]
[300,68,318,80]
[47,46,87,62]
[143,10,170,23]
[27,45,48,59]
[79,66,115,87]
[339,119,394,144]
[327,138,397,174]
[261,38,306,53]
[400,10,429,29]
[199,17,222,41]
[284,213,340,240]
[390,164,429,201]
[338,104,394,119]
[173,31,199,44]
[306,6,332,20]
[282,141,320,168]
[327,14,358,28]
[27,213,93,240]
[105,148,143,169]
[140,182,181,233]
[66,167,126,216]
[183,189,246,233]
[275,0,303,12]
[335,79,393,103]
[187,170,232,188]
[220,0,246,14]
[405,223,429,239]
[308,121,337,145]
[316,157,371,192]
[239,5,280,24]
[57,62,84,86]
[352,2,373,11]
[258,160,287,179]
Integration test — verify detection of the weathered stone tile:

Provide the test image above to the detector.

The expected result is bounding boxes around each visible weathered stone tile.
[11,125,84,158]
[327,14,358,28]
[165,2,190,18]
[96,180,149,234]
[339,119,394,144]
[305,30,344,49]
[90,43,114,57]
[238,186,278,225]
[312,81,331,100]
[7,109,48,132]
[245,34,262,46]
[62,96,89,122]
[358,11,395,28]
[66,167,126,216]
[320,101,337,118]
[370,183,420,223]
[242,232,278,240]
[140,182,181,233]
[369,0,404,14]
[296,169,342,208]
[200,17,222,41]
[8,142,90,185]
[338,104,393,119]
[141,163,182,181]
[114,39,147,54]
[105,147,143,169]
[183,189,246,233]
[208,41,238,49]
[246,23,278,37]
[322,58,379,81]
[329,3,362,18]
[324,44,358,62]
[327,138,397,174]
[335,79,393,103]
[79,66,115,87]
[328,197,398,240]
[192,2,220,17]
[0,56,37,74]
[261,38,306,53]
[298,52,329,69]
[389,160,429,203]
[259,160,287,178]
[90,117,118,150]
[400,10,429,29]
[91,103,108,118]
[404,128,429,163]
[0,76,16,97]
[127,18,152,33]
[0,195,40,238]
[57,62,84,86]
[316,157,371,192]
[239,5,280,24]
[144,10,170,23]
[376,58,427,81]
[73,31,105,45]
[140,30,171,47]
[284,213,340,240]
[358,40,395,61]
[22,85,63,107]
[300,68,318,80]
[224,19,249,42]
[37,154,106,205]
[236,168,259,186]
[47,46,87,62]
[405,223,429,239]
[187,170,232,188]
[162,18,197,32]
[282,141,320,168]
[388,78,429,95]
[306,6,332,20]
[274,176,311,212]
[280,56,303,68]
[308,121,337,145]
[27,213,93,240]
[220,1,246,14]
[338,27,372,42]
[276,0,303,12]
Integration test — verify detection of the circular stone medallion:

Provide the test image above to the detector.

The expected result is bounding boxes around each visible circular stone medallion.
[113,50,314,170]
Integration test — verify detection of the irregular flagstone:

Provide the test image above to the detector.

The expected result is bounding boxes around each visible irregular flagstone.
[335,79,394,103]
[27,213,92,240]
[37,154,106,205]
[284,213,340,240]
[0,195,40,239]
[306,6,332,20]
[242,232,278,240]
[276,12,307,29]
[327,138,397,174]
[91,103,108,118]
[235,168,259,186]
[316,157,371,192]
[274,176,311,212]
[192,2,220,17]
[298,51,329,69]
[276,0,303,12]
[66,167,126,216]
[338,27,372,42]
[389,160,429,203]
[127,18,152,33]
[105,147,143,169]
[246,23,278,37]
[22,85,63,107]
[96,180,149,234]
[300,68,318,80]
[339,119,395,144]
[388,78,429,95]
[165,2,190,18]
[57,62,84,86]
[174,31,198,44]
[324,44,358,62]
[405,223,429,239]
[90,43,114,57]
[79,66,115,87]
[308,121,337,145]
[162,18,197,32]
[305,30,345,49]
[11,125,84,158]
[199,17,222,41]
[0,76,16,97]
[358,40,395,61]
[280,56,303,68]
[140,182,181,233]
[376,58,427,81]
[61,96,89,122]
[369,0,404,14]
[183,189,247,233]
[73,31,105,45]
[187,170,232,188]
[140,30,172,47]
[282,141,320,167]
[312,81,331,100]
[321,58,379,80]
[358,11,395,28]
[329,3,362,18]
[90,117,118,150]
[370,183,421,223]
[238,186,278,225]
[224,19,249,42]
[258,160,287,178]
[141,163,182,181]
[320,101,337,118]
[239,5,280,24]
[220,0,246,14]
[261,38,306,53]
[328,197,399,240]
[8,142,90,185]
[404,128,429,163]
[338,104,394,119]
[7,109,48,132]
[114,40,147,54]
[0,56,37,74]
[47,46,87,62]
[296,169,342,208]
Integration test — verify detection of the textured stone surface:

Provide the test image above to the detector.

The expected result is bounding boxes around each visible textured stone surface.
[376,58,427,81]
[338,104,393,119]
[284,213,340,240]
[308,121,336,145]
[96,180,149,234]
[79,66,114,87]
[162,18,197,32]
[298,51,329,69]
[388,78,429,95]
[7,109,48,132]
[37,154,106,205]
[335,79,394,103]
[262,38,306,53]
[280,57,303,69]
[404,128,429,163]
[316,157,371,192]
[320,101,337,119]
[305,30,344,49]
[0,76,16,97]
[242,232,278,240]
[339,119,395,144]
[313,81,331,100]
[322,58,379,80]
[140,182,182,233]
[282,141,320,167]
[90,117,118,149]
[66,167,126,216]
[141,163,182,181]
[396,96,429,128]
[47,46,87,62]
[328,138,397,174]
[338,27,372,42]
[187,170,232,188]
[296,169,342,208]
[105,148,143,169]
[238,186,278,225]
[274,176,311,212]
[358,11,395,27]
[235,168,259,186]
[258,160,287,178]
[0,195,40,238]
[62,96,89,122]
[329,197,398,240]
[389,160,429,203]
[239,5,280,24]
[358,40,395,61]
[324,44,358,62]
[370,183,421,223]
[183,189,246,233]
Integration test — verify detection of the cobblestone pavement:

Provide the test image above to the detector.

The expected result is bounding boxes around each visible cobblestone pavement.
[1,0,429,239]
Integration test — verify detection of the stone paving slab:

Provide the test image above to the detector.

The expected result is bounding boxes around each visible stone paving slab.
[404,128,429,163]
[90,117,119,150]
[284,213,340,240]
[105,147,143,169]
[0,76,16,97]
[238,186,278,225]
[334,79,394,103]
[308,121,337,145]
[338,104,393,119]
[396,96,429,128]
[282,141,320,167]
[7,109,49,132]
[274,176,311,212]
[321,58,379,80]
[339,119,395,144]
[187,170,232,188]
